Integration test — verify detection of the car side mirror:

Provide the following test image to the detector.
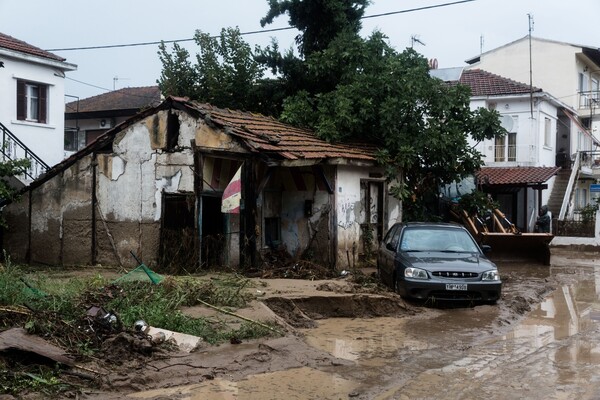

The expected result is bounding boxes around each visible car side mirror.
[386,242,396,252]
[481,244,492,254]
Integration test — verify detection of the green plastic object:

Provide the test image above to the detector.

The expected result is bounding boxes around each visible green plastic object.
[115,252,164,284]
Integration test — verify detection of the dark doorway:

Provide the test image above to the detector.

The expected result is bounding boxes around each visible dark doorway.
[159,193,197,273]
[201,195,225,267]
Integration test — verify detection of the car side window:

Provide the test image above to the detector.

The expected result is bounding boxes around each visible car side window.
[389,226,402,252]
[384,225,399,251]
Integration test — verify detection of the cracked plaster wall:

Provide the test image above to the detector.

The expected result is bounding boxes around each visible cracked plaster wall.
[335,165,399,268]
[3,110,199,267]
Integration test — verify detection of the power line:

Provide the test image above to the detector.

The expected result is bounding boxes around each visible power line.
[46,0,476,52]
[66,76,112,92]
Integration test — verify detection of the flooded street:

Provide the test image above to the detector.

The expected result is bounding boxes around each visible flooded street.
[122,261,600,400]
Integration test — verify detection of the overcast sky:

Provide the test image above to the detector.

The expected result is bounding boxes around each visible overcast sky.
[1,0,599,101]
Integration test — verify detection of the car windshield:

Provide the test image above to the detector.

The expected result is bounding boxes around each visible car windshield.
[399,226,480,253]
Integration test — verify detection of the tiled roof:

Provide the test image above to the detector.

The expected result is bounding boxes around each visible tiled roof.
[178,99,377,162]
[457,69,542,96]
[65,86,162,113]
[0,32,65,62]
[476,166,560,186]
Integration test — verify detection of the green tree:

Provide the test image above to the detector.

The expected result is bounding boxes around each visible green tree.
[280,32,505,220]
[158,27,265,111]
[0,158,31,224]
[157,42,198,98]
[256,0,369,96]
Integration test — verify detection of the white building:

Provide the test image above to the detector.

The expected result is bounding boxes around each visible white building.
[465,36,600,144]
[433,68,573,232]
[0,32,76,180]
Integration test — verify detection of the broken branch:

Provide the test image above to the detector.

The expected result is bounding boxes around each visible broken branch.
[196,299,283,335]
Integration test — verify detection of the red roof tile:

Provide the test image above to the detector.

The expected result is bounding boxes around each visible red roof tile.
[476,166,560,185]
[179,100,377,162]
[0,32,65,62]
[457,69,542,96]
[65,86,162,113]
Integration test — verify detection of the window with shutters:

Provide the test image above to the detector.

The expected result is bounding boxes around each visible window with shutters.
[16,80,48,123]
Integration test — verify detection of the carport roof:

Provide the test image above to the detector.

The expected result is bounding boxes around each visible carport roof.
[476,166,561,186]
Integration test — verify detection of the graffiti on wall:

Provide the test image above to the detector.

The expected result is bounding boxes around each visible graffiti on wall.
[338,201,356,230]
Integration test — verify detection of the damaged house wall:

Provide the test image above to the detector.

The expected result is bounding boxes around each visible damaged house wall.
[258,166,334,266]
[2,98,395,271]
[3,109,198,268]
[335,165,401,269]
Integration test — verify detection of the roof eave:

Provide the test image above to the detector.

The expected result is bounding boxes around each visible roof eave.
[0,48,77,71]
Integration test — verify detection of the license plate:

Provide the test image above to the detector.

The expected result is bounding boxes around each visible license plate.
[446,283,467,291]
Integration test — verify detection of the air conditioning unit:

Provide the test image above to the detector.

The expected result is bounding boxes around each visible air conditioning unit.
[99,119,112,129]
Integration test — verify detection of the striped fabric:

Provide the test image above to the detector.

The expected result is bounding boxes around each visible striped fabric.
[221,166,242,213]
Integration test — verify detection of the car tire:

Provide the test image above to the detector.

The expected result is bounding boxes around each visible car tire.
[394,276,403,296]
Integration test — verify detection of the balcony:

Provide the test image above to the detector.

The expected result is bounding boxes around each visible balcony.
[487,143,537,166]
[579,90,599,114]
[579,150,600,178]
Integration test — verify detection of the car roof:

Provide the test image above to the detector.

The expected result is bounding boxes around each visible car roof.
[399,222,465,230]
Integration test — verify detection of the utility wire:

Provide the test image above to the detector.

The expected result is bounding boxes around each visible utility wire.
[46,0,476,52]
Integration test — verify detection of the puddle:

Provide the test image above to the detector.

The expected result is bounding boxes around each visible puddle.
[128,367,358,399]
[301,317,430,362]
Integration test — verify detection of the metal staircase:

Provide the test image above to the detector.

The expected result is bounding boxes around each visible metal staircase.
[0,121,50,182]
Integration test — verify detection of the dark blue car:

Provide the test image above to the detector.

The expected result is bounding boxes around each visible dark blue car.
[377,222,502,303]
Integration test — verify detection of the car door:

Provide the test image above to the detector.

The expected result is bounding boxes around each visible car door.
[378,224,400,285]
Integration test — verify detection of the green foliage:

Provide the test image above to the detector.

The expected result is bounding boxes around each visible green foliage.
[158,27,265,111]
[260,0,368,57]
[280,33,506,221]
[458,190,498,216]
[0,157,30,216]
[579,202,599,224]
[157,42,197,98]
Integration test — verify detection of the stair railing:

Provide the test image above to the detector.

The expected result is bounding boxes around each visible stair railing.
[559,151,580,220]
[0,122,50,181]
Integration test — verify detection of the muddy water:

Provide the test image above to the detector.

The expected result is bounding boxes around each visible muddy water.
[129,262,600,399]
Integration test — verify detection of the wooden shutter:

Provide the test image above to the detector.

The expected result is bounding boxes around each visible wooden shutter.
[16,80,26,120]
[39,85,47,124]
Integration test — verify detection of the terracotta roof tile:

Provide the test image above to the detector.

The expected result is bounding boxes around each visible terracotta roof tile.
[65,86,162,113]
[0,32,65,62]
[476,166,560,185]
[182,101,377,162]
[456,69,542,96]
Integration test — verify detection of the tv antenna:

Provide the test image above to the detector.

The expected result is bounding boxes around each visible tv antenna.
[410,35,426,48]
[113,76,130,90]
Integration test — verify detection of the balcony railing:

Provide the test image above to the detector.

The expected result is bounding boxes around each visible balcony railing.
[491,144,536,164]
[579,90,599,109]
[0,122,50,181]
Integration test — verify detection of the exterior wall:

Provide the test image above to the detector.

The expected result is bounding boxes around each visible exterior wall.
[0,52,75,168]
[470,95,558,168]
[64,116,131,159]
[469,39,579,110]
[261,166,334,265]
[3,155,94,266]
[335,165,400,269]
[2,109,197,268]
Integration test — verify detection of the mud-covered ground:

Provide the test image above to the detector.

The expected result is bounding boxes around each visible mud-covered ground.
[34,260,572,400]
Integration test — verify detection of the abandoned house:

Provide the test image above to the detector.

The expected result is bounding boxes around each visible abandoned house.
[2,97,401,271]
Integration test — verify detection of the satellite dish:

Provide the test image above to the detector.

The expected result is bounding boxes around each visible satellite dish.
[500,115,514,132]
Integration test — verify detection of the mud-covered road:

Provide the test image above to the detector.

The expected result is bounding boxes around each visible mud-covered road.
[92,261,600,400]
